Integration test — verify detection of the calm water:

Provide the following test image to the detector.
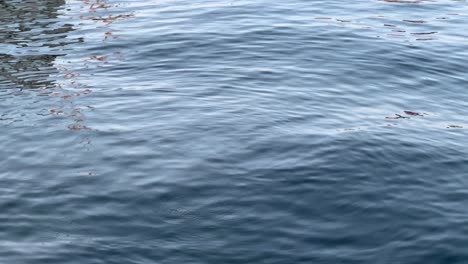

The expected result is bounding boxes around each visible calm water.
[1,0,468,263]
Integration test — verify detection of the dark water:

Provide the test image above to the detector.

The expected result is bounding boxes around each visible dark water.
[1,0,468,263]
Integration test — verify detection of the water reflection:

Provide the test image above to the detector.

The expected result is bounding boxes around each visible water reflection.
[0,0,82,90]
[0,54,58,89]
[51,0,133,132]
[313,0,466,43]
[0,0,133,130]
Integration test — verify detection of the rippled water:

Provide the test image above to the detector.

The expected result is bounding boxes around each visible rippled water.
[1,0,468,263]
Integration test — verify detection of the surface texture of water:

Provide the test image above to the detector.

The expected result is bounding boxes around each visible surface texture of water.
[1,0,468,263]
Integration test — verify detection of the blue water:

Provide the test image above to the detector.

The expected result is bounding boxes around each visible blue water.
[1,0,468,263]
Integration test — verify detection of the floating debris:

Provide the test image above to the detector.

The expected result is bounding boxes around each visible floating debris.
[411,32,437,35]
[403,19,427,23]
[416,38,436,41]
[404,111,423,116]
[49,109,65,115]
[386,111,426,119]
[386,114,409,119]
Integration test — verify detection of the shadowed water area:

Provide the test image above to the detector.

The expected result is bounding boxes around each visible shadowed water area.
[1,0,468,263]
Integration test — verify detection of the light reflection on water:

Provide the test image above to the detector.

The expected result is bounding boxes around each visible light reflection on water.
[1,0,468,263]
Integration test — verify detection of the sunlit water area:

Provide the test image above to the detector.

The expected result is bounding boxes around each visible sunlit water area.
[1,0,468,263]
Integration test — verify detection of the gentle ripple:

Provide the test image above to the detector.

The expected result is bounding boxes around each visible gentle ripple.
[1,0,468,263]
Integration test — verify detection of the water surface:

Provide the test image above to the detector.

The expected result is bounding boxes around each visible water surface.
[1,0,468,263]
